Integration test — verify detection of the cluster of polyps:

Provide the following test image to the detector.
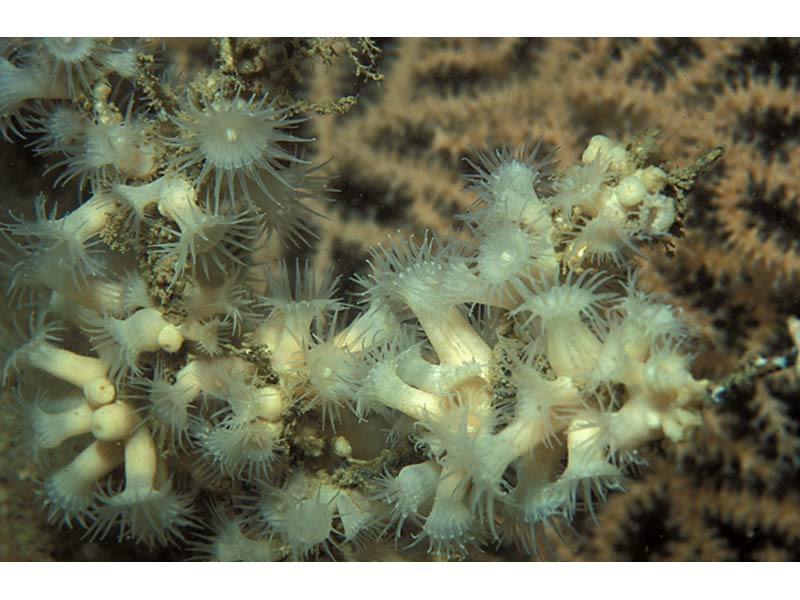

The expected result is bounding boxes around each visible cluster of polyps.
[340,139,701,556]
[3,311,193,546]
[1,72,708,559]
[250,135,708,558]
[0,174,286,548]
[0,37,322,553]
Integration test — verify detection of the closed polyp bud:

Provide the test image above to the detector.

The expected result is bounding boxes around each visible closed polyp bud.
[83,376,116,407]
[91,401,138,441]
[615,174,646,208]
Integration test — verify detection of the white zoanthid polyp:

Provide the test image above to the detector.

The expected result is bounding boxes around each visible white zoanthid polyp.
[91,426,194,547]
[550,157,611,220]
[248,159,329,247]
[26,103,87,156]
[614,279,689,362]
[196,362,286,481]
[2,317,115,407]
[88,308,184,381]
[179,318,229,356]
[183,277,254,336]
[355,337,447,422]
[420,464,477,558]
[190,503,285,561]
[254,261,343,375]
[375,460,440,537]
[168,92,309,207]
[116,174,264,287]
[199,417,283,481]
[511,270,615,377]
[152,194,264,287]
[0,46,69,140]
[510,355,580,445]
[39,38,99,96]
[42,104,156,190]
[258,473,343,560]
[469,216,547,307]
[417,401,512,521]
[302,312,361,429]
[19,388,94,457]
[38,38,142,95]
[463,134,556,217]
[566,207,644,267]
[2,192,117,295]
[544,422,625,522]
[302,303,404,429]
[362,233,492,369]
[137,360,201,449]
[43,440,125,527]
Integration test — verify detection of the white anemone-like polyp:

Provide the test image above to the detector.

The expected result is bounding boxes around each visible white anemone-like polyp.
[140,361,201,448]
[2,192,117,293]
[153,195,263,287]
[168,93,309,206]
[510,357,579,445]
[199,417,283,481]
[40,38,98,95]
[376,461,439,537]
[92,426,194,547]
[26,104,87,156]
[396,344,483,397]
[42,104,156,189]
[180,318,228,356]
[94,40,142,80]
[43,440,124,527]
[334,488,382,544]
[472,218,544,306]
[0,53,68,140]
[89,308,184,380]
[363,232,463,311]
[29,393,94,452]
[550,157,610,219]
[301,310,364,428]
[554,423,625,521]
[463,135,555,217]
[3,318,115,407]
[356,340,445,422]
[304,337,359,428]
[81,116,155,181]
[260,474,340,560]
[191,504,284,561]
[567,209,642,267]
[420,467,475,558]
[511,271,615,377]
[254,261,342,374]
[616,290,688,362]
[507,445,570,552]
[198,370,285,479]
[332,300,401,353]
[363,234,491,368]
[184,278,253,335]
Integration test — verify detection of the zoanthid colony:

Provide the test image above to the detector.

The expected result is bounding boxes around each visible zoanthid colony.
[1,38,711,560]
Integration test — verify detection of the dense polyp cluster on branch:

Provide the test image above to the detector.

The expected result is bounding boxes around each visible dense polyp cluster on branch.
[1,38,712,560]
